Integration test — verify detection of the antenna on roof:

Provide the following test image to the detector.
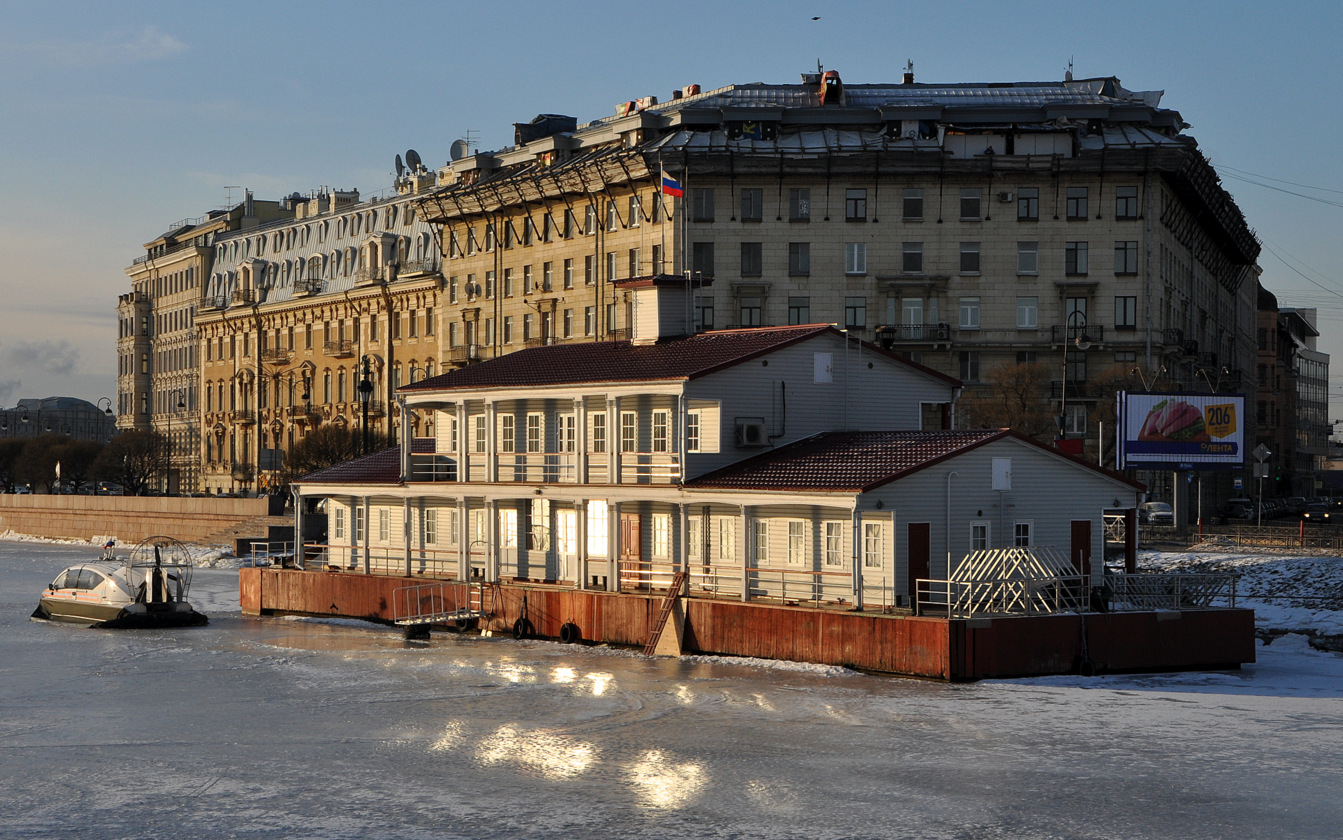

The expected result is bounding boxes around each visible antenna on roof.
[449,139,470,161]
[1065,57,1074,82]
[223,186,242,209]
[405,149,422,172]
[394,154,405,178]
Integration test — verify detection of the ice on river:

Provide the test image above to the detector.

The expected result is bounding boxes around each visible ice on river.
[3,538,1342,839]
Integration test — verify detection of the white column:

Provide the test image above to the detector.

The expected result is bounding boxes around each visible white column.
[575,398,587,484]
[608,395,619,485]
[610,501,621,593]
[456,401,468,482]
[488,499,499,582]
[486,400,497,483]
[576,499,588,590]
[740,505,749,602]
[403,497,413,577]
[361,497,371,575]
[457,498,468,581]
[851,507,862,609]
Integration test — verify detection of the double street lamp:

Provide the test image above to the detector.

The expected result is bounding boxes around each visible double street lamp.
[1059,311,1091,441]
[358,355,375,456]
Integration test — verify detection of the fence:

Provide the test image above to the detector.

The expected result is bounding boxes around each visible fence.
[1106,573,1237,611]
[1141,523,1343,552]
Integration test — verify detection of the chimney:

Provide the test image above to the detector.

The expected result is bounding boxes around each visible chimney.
[621,275,712,344]
[902,59,914,85]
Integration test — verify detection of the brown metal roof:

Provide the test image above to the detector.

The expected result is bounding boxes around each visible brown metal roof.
[688,429,1144,493]
[297,447,403,485]
[401,325,838,393]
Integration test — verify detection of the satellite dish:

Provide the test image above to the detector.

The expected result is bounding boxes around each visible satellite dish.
[405,149,422,171]
[449,139,470,161]
[394,154,405,177]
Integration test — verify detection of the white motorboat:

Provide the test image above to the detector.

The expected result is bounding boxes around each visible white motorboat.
[32,536,208,628]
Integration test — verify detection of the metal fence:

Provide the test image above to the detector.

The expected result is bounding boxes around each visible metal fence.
[1106,573,1237,611]
[1141,523,1343,552]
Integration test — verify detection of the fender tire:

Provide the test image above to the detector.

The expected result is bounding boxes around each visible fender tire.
[559,622,581,644]
[512,617,534,640]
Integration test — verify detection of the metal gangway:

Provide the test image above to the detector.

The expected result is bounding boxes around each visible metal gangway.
[392,581,490,627]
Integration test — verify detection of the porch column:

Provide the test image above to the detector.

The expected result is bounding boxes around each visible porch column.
[610,501,621,593]
[292,488,304,567]
[576,499,588,590]
[608,395,619,485]
[457,498,468,580]
[361,497,371,575]
[485,400,497,483]
[456,401,468,482]
[404,497,413,577]
[851,506,862,610]
[575,398,587,484]
[740,504,749,603]
[487,499,499,583]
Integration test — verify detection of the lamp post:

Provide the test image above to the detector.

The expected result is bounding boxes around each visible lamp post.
[358,355,375,456]
[213,423,226,495]
[1059,311,1091,443]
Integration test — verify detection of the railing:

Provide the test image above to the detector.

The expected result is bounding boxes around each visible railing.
[392,581,488,625]
[293,277,323,295]
[399,257,440,276]
[448,344,480,364]
[1161,327,1184,347]
[356,266,384,284]
[230,409,256,425]
[746,565,859,605]
[1050,324,1105,345]
[1106,573,1236,611]
[231,289,255,305]
[408,455,458,482]
[915,575,1089,619]
[500,454,579,483]
[246,541,295,568]
[606,327,631,341]
[323,340,354,357]
[875,323,952,344]
[260,347,291,363]
[363,401,386,418]
[290,404,322,420]
[525,336,560,348]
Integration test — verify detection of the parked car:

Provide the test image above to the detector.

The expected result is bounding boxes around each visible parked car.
[1223,498,1255,520]
[1303,502,1333,525]
[1139,502,1175,525]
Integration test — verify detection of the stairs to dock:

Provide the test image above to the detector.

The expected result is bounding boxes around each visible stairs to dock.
[202,515,294,554]
[642,571,688,656]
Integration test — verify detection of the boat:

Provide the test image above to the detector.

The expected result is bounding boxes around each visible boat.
[32,536,209,628]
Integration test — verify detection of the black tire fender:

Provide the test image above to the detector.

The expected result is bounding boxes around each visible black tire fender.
[559,622,581,644]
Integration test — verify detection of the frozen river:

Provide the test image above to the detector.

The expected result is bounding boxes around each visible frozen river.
[3,539,1342,839]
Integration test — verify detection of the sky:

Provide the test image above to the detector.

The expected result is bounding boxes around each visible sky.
[3,0,1343,424]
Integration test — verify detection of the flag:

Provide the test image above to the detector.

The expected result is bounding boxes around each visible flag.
[661,173,682,197]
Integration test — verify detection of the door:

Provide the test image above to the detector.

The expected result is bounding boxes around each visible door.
[556,510,577,583]
[1071,519,1092,582]
[907,522,930,606]
[619,513,645,591]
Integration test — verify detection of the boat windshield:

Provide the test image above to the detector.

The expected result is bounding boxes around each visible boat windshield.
[53,567,106,590]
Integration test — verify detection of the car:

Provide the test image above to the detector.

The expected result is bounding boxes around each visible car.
[1223,498,1255,520]
[1139,502,1175,525]
[1303,502,1333,525]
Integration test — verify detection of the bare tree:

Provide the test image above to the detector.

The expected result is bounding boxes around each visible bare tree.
[281,425,391,488]
[53,439,103,492]
[93,430,167,496]
[0,439,24,492]
[958,362,1058,442]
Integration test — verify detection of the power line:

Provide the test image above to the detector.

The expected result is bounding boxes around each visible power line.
[1218,165,1343,196]
[1220,172,1343,210]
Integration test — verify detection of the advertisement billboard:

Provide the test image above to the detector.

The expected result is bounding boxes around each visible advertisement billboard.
[1117,392,1245,470]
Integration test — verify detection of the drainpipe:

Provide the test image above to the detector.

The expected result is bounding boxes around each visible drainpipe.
[945,471,959,576]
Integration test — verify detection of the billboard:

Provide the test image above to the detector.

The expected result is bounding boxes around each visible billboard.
[1117,392,1245,470]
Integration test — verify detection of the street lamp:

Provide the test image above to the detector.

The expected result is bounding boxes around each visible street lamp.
[1059,311,1090,441]
[358,355,375,456]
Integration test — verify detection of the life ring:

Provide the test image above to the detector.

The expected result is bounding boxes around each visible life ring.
[512,617,534,639]
[559,622,581,644]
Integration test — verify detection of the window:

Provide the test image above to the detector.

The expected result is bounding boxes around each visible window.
[591,413,606,453]
[1017,187,1039,221]
[695,296,714,331]
[606,251,617,282]
[1115,296,1137,329]
[739,297,762,327]
[1017,297,1038,329]
[740,242,762,277]
[959,350,980,382]
[334,508,346,541]
[629,195,641,228]
[378,509,389,543]
[959,242,980,274]
[787,521,805,566]
[1114,241,1139,274]
[845,242,867,275]
[902,242,923,274]
[1017,241,1039,275]
[718,518,736,562]
[688,518,701,563]
[1066,348,1087,384]
[1014,521,1033,547]
[789,188,810,221]
[959,188,981,221]
[845,297,866,330]
[1065,404,1087,435]
[485,270,496,298]
[863,522,883,568]
[788,242,810,276]
[474,415,486,453]
[788,296,811,325]
[845,189,867,221]
[652,514,670,559]
[527,413,543,453]
[503,316,514,344]
[691,188,714,222]
[584,255,594,285]
[902,188,923,221]
[564,209,576,238]
[425,307,434,336]
[959,297,980,330]
[752,520,769,564]
[558,413,576,453]
[824,522,843,566]
[652,410,669,452]
[584,306,595,336]
[970,521,989,551]
[685,411,701,452]
[606,201,619,232]
[692,242,714,277]
[620,411,637,452]
[1017,351,1038,364]
[1115,186,1139,220]
[563,258,574,289]
[584,205,597,235]
[1066,186,1089,220]
[606,303,618,334]
[563,309,573,338]
[628,249,640,278]
[524,265,535,294]
[1065,241,1089,275]
[500,415,516,453]
[740,188,763,222]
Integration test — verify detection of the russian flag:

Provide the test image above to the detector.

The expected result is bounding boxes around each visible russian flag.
[661,173,683,197]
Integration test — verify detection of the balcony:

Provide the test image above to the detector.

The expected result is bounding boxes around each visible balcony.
[324,340,354,358]
[356,266,384,285]
[1161,328,1184,351]
[1050,324,1104,347]
[230,409,256,425]
[607,327,632,341]
[448,344,480,365]
[875,323,952,348]
[525,335,560,349]
[362,401,386,418]
[290,404,322,422]
[231,288,255,305]
[260,347,291,364]
[293,277,322,296]
[400,257,439,276]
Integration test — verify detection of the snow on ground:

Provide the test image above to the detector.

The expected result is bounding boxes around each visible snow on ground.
[0,530,244,568]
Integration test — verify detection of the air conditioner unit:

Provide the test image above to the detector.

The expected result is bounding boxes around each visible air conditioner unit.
[997,191,1014,203]
[735,418,769,447]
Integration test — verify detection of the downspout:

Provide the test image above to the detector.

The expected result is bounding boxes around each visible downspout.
[945,470,959,575]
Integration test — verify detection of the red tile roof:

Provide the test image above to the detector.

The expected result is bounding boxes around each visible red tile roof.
[688,430,1144,492]
[400,325,958,393]
[296,447,403,485]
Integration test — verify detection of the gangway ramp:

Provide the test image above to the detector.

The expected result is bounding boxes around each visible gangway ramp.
[392,581,489,627]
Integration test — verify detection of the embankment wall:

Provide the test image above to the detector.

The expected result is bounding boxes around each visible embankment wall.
[0,495,277,544]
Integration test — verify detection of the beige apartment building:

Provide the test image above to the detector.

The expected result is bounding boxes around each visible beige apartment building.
[122,68,1264,499]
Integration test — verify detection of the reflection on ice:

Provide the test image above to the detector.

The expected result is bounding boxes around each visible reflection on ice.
[477,725,596,778]
[429,720,464,753]
[627,749,705,810]
[674,684,694,705]
[586,672,613,696]
[551,667,578,684]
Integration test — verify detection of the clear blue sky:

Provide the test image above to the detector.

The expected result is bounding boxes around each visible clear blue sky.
[3,0,1342,422]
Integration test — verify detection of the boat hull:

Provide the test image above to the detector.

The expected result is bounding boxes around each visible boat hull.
[33,597,208,628]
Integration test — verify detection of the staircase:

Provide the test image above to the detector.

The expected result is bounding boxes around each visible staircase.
[202,515,294,554]
[642,571,688,656]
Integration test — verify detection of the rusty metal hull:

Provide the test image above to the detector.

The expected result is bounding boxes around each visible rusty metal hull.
[240,569,1255,680]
